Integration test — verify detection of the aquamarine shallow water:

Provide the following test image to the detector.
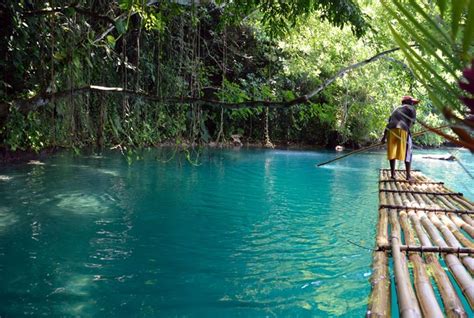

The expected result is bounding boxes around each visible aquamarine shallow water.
[0,148,472,317]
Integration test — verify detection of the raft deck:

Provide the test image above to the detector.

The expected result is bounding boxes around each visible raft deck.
[367,169,473,317]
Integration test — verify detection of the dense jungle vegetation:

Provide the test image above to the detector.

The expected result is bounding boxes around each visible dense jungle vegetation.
[0,0,473,157]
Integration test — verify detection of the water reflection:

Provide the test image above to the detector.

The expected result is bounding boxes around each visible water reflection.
[0,207,18,234]
[55,192,111,214]
[0,148,471,317]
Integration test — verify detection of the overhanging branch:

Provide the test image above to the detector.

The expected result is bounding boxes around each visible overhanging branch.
[23,3,115,24]
[0,46,404,117]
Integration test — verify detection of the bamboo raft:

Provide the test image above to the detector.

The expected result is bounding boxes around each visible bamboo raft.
[367,169,474,318]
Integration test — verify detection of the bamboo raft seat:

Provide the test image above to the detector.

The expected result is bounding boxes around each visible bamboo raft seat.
[367,170,474,317]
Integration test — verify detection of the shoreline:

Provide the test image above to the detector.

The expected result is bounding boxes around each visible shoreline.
[0,142,460,165]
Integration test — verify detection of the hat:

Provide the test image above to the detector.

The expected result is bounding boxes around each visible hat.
[401,95,420,104]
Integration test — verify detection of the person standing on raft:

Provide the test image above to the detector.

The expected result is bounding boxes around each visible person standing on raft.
[381,95,420,181]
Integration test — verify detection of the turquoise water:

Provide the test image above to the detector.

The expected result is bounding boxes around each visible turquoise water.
[0,148,472,317]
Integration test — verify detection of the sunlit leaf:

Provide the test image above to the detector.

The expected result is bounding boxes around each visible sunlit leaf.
[408,0,452,46]
[392,1,451,58]
[462,0,474,58]
[119,0,133,11]
[436,0,447,18]
[106,35,116,47]
[385,4,457,79]
[451,0,467,40]
[116,19,126,35]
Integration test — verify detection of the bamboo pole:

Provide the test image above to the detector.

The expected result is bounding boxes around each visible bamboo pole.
[367,170,391,317]
[414,176,474,274]
[429,178,474,214]
[398,178,467,317]
[441,195,474,227]
[438,214,474,249]
[405,205,467,316]
[418,191,474,275]
[389,208,422,317]
[414,175,474,237]
[411,189,474,308]
[393,182,443,317]
[450,197,474,226]
[385,180,422,317]
[421,191,473,250]
[437,197,474,238]
[377,244,474,254]
[400,212,443,317]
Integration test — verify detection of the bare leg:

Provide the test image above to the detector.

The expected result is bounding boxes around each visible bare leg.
[390,159,396,179]
[405,161,412,181]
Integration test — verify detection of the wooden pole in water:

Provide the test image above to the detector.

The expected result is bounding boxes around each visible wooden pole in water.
[390,182,443,317]
[367,170,391,317]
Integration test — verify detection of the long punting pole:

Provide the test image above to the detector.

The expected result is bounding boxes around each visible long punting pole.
[316,124,452,167]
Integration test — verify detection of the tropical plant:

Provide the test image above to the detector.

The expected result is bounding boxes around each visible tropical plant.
[383,0,474,150]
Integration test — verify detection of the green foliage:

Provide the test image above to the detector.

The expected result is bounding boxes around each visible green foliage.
[217,0,368,38]
[384,0,473,113]
[3,107,46,152]
[0,0,455,156]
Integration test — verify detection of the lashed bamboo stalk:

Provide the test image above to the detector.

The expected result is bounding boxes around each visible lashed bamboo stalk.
[377,245,474,254]
[437,214,474,249]
[426,212,474,274]
[418,192,474,274]
[367,171,391,317]
[406,208,466,317]
[450,197,474,226]
[385,179,422,317]
[392,180,443,317]
[412,196,474,307]
[424,178,472,213]
[398,177,467,316]
[414,175,474,274]
[410,174,474,238]
[443,196,474,228]
[395,183,466,317]
[430,193,474,238]
[452,196,474,212]
[415,175,473,227]
[420,191,473,248]
[435,195,474,235]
